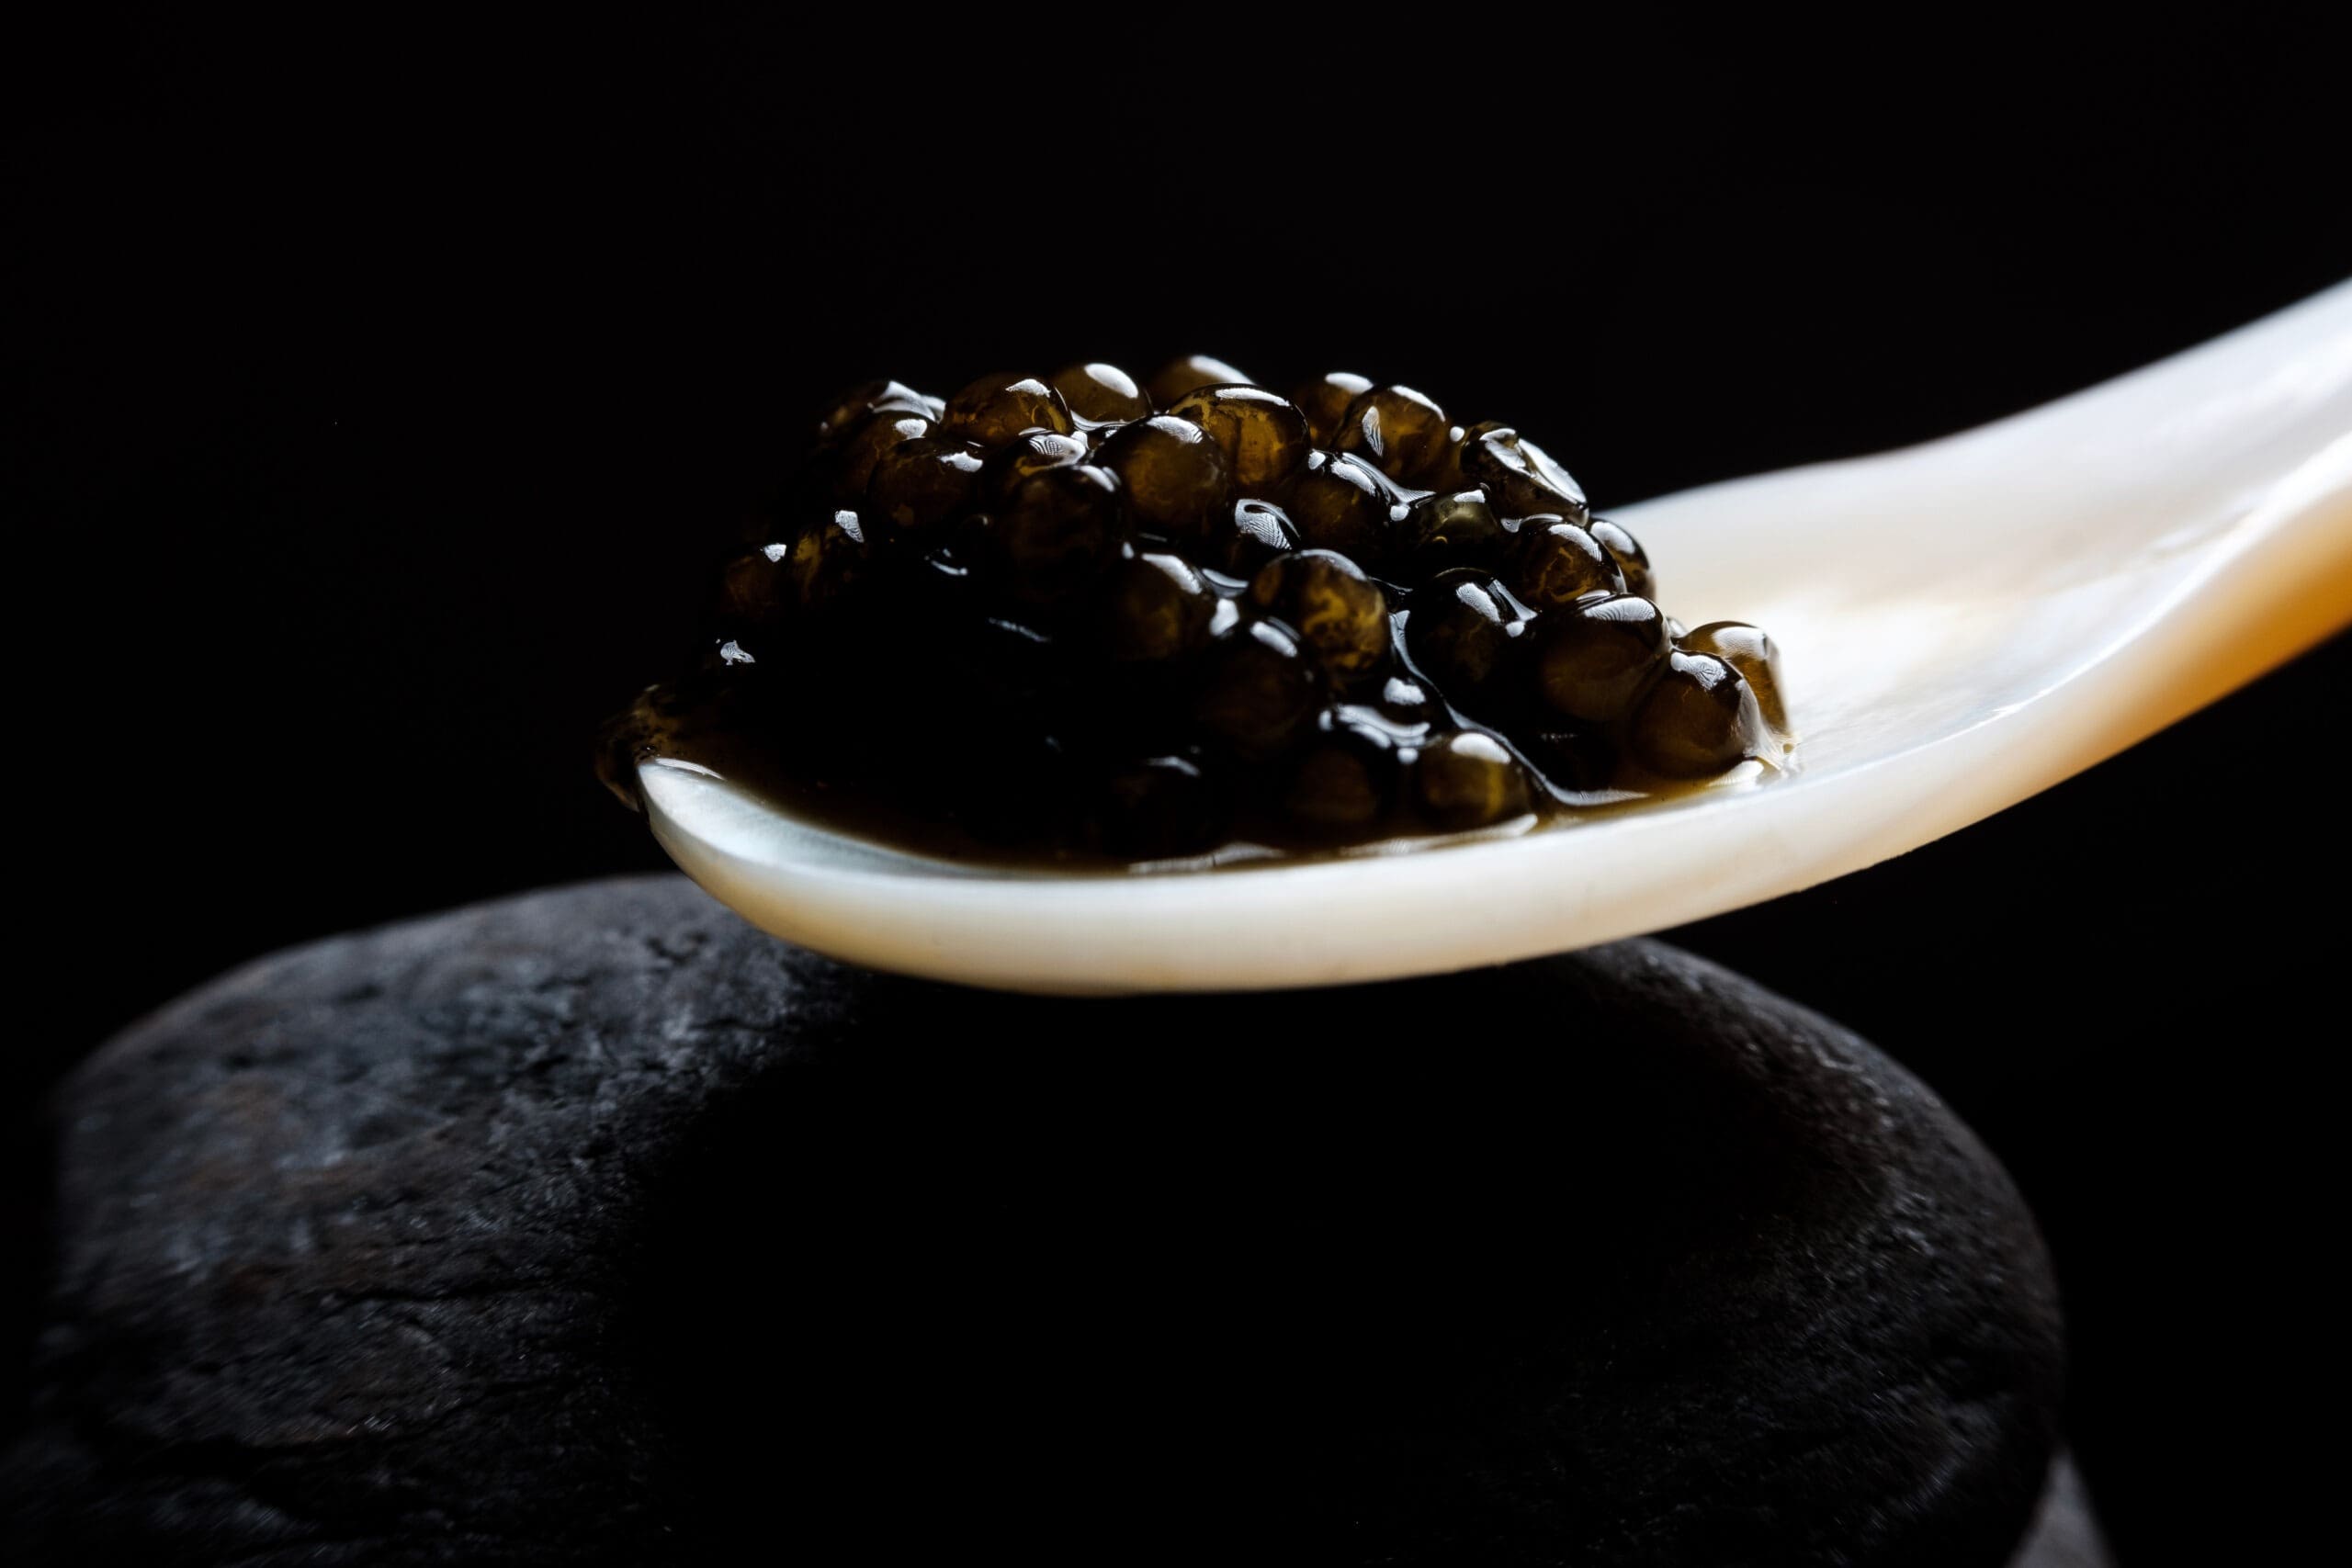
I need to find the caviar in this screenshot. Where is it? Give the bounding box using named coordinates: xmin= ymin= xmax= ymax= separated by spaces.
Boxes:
xmin=605 ymin=360 xmax=1792 ymax=864
xmin=1590 ymin=518 xmax=1654 ymax=599
xmin=816 ymin=379 xmax=932 ymax=443
xmin=1098 ymin=416 xmax=1233 ymax=545
xmin=985 ymin=464 xmax=1124 ymax=608
xmin=1167 ymin=385 xmax=1311 ymax=491
xmin=1463 ymin=423 xmax=1588 ymax=521
xmin=942 ymin=373 xmax=1072 ymax=447
xmin=1098 ymin=752 xmax=1223 ymax=857
xmin=1221 ymin=499 xmax=1301 ymax=574
xmin=1533 ymin=594 xmax=1670 ymax=722
xmin=1280 ymin=710 xmax=1403 ymax=837
xmin=1049 ymin=361 xmax=1152 ymax=424
xmin=1632 ymin=652 xmax=1769 ymax=777
xmin=1331 ymin=385 xmax=1456 ymax=486
xmin=717 ymin=546 xmax=792 ymax=629
xmin=1414 ymin=730 xmax=1533 ymax=829
xmin=783 ymin=509 xmax=868 ymax=615
xmin=1397 ymin=489 xmax=1507 ymax=576
xmin=865 ymin=438 xmax=984 ymax=535
xmin=1507 ymin=518 xmax=1624 ymax=608
xmin=1406 ymin=568 xmax=1532 ymax=707
xmin=1290 ymin=371 xmax=1372 ymax=446
xmin=1246 ymin=549 xmax=1390 ymax=681
xmin=1101 ymin=549 xmax=1217 ymax=662
xmin=1194 ymin=619 xmax=1325 ymax=761
xmin=978 ymin=429 xmax=1088 ymax=507
xmin=834 ymin=411 xmax=936 ymax=499
xmin=1283 ymin=449 xmax=1396 ymax=568
xmin=1144 ymin=355 xmax=1254 ymax=406
xmin=1680 ymin=621 xmax=1786 ymax=729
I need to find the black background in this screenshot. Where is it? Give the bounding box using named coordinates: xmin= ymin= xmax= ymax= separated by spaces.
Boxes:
xmin=9 ymin=16 xmax=2351 ymax=1560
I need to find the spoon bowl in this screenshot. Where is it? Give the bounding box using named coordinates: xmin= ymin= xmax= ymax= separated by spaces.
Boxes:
xmin=643 ymin=286 xmax=2352 ymax=993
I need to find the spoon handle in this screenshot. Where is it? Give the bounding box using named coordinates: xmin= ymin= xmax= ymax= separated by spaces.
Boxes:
xmin=1633 ymin=281 xmax=2352 ymax=658
xmin=1928 ymin=279 xmax=2352 ymax=541
xmin=1976 ymin=283 xmax=2352 ymax=710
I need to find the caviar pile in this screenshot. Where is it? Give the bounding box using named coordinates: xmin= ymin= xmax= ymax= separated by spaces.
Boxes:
xmin=611 ymin=359 xmax=1788 ymax=863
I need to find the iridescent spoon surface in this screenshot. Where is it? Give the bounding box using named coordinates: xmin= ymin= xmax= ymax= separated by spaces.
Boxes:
xmin=641 ymin=285 xmax=2352 ymax=993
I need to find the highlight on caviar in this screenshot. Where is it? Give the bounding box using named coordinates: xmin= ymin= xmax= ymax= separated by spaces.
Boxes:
xmin=601 ymin=360 xmax=1792 ymax=867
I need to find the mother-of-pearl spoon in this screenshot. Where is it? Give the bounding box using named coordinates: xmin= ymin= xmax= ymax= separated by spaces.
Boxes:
xmin=639 ymin=284 xmax=2352 ymax=994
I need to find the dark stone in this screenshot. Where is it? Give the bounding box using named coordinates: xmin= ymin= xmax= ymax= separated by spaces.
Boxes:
xmin=2 ymin=876 xmax=2063 ymax=1565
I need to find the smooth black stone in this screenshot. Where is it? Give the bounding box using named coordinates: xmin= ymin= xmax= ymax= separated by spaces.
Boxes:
xmin=1 ymin=876 xmax=2063 ymax=1566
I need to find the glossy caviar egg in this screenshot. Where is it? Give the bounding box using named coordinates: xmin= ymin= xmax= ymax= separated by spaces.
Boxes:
xmin=726 ymin=505 xmax=787 ymax=550
xmin=1417 ymin=424 xmax=1472 ymax=491
xmin=1218 ymin=498 xmax=1303 ymax=575
xmin=1413 ymin=729 xmax=1533 ymax=829
xmin=786 ymin=508 xmax=869 ymax=613
xmin=1332 ymin=385 xmax=1453 ymax=485
xmin=718 ymin=543 xmax=795 ymax=629
xmin=1520 ymin=725 xmax=1620 ymax=793
xmin=1281 ymin=449 xmax=1396 ymax=568
xmin=1507 ymin=518 xmax=1627 ymax=608
xmin=865 ymin=437 xmax=987 ymax=535
xmin=1095 ymin=752 xmax=1225 ymax=857
xmin=831 ymin=411 xmax=936 ymax=501
xmin=953 ymin=614 xmax=1070 ymax=716
xmin=942 ymin=373 xmax=1074 ymax=447
xmin=1143 ymin=354 xmax=1254 ymax=406
xmin=1631 ymin=651 xmax=1769 ymax=777
xmin=1589 ymin=518 xmax=1655 ymax=598
xmin=1097 ymin=415 xmax=1234 ymax=544
xmin=1396 ymin=489 xmax=1508 ymax=577
xmin=1374 ymin=672 xmax=1441 ymax=728
xmin=1245 ymin=548 xmax=1392 ymax=681
xmin=1533 ymin=593 xmax=1671 ymax=722
xmin=931 ymin=626 xmax=1093 ymax=801
xmin=1278 ymin=709 xmax=1402 ymax=836
xmin=899 ymin=536 xmax=985 ymax=621
xmin=978 ymin=429 xmax=1089 ymax=508
xmin=956 ymin=731 xmax=1083 ymax=848
xmin=1166 ymin=385 xmax=1312 ymax=491
xmin=1191 ymin=618 xmax=1324 ymax=761
xmin=1289 ymin=371 xmax=1373 ymax=446
xmin=816 ymin=379 xmax=931 ymax=443
xmin=1461 ymin=423 xmax=1588 ymax=521
xmin=986 ymin=464 xmax=1126 ymax=608
xmin=1099 ymin=549 xmax=1216 ymax=661
xmin=1679 ymin=621 xmax=1787 ymax=730
xmin=1404 ymin=568 xmax=1532 ymax=705
xmin=1048 ymin=361 xmax=1152 ymax=424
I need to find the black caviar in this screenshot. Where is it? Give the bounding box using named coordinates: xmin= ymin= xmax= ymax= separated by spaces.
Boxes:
xmin=604 ymin=359 xmax=1791 ymax=864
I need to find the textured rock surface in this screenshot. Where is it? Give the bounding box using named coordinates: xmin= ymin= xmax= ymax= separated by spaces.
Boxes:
xmin=2 ymin=875 xmax=2063 ymax=1565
